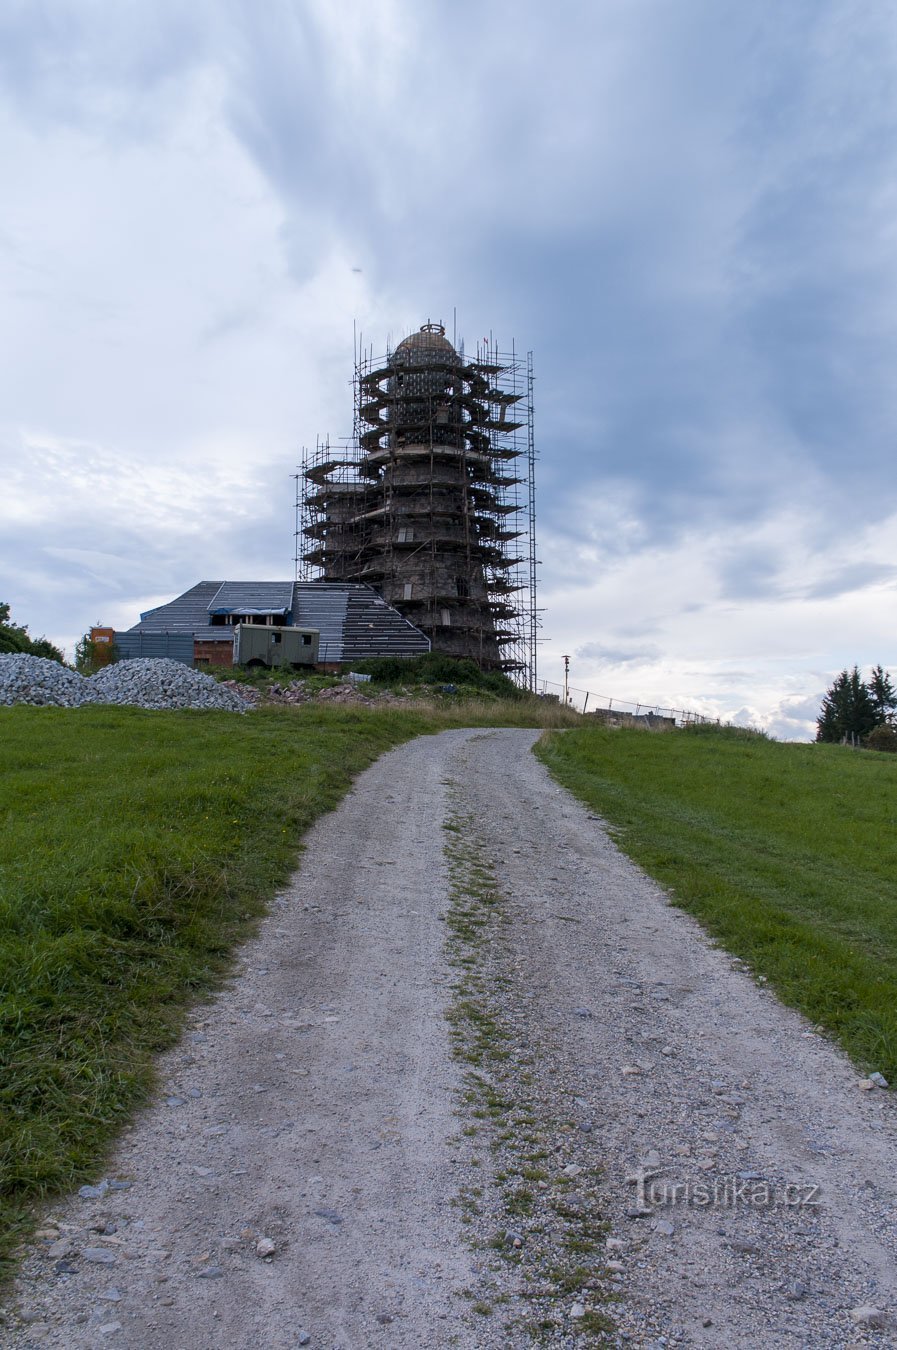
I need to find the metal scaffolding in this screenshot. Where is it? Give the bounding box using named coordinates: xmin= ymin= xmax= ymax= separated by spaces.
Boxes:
xmin=299 ymin=323 xmax=538 ymax=686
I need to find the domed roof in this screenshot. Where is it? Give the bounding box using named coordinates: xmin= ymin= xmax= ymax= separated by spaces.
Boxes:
xmin=393 ymin=322 xmax=459 ymax=363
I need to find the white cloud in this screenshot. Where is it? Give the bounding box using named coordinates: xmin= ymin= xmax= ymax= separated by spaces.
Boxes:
xmin=537 ymin=502 xmax=897 ymax=737
xmin=2 ymin=1 xmax=897 ymax=725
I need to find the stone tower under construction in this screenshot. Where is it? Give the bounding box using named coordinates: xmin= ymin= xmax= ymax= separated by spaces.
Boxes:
xmin=299 ymin=322 xmax=536 ymax=680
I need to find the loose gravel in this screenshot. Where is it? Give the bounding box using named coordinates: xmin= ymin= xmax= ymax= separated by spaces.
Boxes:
xmin=90 ymin=659 xmax=250 ymax=713
xmin=0 ymin=654 xmax=98 ymax=707
xmin=0 ymin=655 xmax=250 ymax=713
xmin=4 ymin=729 xmax=896 ymax=1349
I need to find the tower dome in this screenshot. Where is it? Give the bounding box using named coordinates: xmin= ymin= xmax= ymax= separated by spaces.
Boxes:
xmin=302 ymin=320 xmax=535 ymax=678
xmin=393 ymin=322 xmax=460 ymax=365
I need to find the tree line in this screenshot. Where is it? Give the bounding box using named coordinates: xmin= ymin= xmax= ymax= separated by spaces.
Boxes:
xmin=816 ymin=665 xmax=897 ymax=748
xmin=0 ymin=602 xmax=107 ymax=671
xmin=0 ymin=601 xmax=64 ymax=663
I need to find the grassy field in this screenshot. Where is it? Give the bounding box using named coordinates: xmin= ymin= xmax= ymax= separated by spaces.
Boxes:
xmin=537 ymin=724 xmax=897 ymax=1083
xmin=7 ymin=701 xmax=893 ymax=1281
xmin=0 ymin=696 xmax=574 ymax=1277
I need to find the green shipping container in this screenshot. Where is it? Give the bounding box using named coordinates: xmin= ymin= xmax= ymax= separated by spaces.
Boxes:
xmin=233 ymin=623 xmax=320 ymax=669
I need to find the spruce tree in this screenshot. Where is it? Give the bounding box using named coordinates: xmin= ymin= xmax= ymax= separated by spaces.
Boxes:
xmin=868 ymin=665 xmax=897 ymax=727
xmin=816 ymin=666 xmax=878 ymax=743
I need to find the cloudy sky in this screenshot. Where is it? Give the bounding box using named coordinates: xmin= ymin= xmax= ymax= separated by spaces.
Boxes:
xmin=3 ymin=0 xmax=896 ymax=738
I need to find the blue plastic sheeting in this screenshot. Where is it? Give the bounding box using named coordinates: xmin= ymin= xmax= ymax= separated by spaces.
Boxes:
xmin=207 ymin=581 xmax=294 ymax=615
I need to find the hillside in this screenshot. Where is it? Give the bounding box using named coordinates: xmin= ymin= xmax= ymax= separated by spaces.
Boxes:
xmin=538 ymin=724 xmax=897 ymax=1081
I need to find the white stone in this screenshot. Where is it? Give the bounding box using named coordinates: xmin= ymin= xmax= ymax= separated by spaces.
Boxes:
xmin=849 ymin=1306 xmax=886 ymax=1327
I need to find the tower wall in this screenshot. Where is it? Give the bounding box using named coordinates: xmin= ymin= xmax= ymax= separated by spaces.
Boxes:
xmin=302 ymin=323 xmax=534 ymax=675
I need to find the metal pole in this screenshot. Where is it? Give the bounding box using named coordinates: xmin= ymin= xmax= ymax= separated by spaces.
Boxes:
xmin=527 ymin=351 xmax=537 ymax=692
xmin=562 ymin=654 xmax=570 ymax=705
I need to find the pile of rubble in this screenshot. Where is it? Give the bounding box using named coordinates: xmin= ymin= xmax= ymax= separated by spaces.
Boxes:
xmin=1 ymin=655 xmax=437 ymax=714
xmin=0 ymin=654 xmax=251 ymax=713
xmin=0 ymin=653 xmax=99 ymax=707
xmin=260 ymin=680 xmax=407 ymax=707
xmin=91 ymin=659 xmax=251 ymax=712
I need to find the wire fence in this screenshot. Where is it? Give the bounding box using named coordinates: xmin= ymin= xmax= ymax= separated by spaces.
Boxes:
xmin=535 ymin=679 xmax=719 ymax=727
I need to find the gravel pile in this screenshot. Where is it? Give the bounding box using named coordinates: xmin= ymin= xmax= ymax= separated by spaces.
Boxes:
xmin=0 ymin=654 xmax=251 ymax=712
xmin=90 ymin=659 xmax=250 ymax=712
xmin=0 ymin=653 xmax=98 ymax=706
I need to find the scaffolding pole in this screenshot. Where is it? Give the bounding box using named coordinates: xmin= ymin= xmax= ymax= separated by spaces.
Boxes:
xmin=299 ymin=322 xmax=538 ymax=681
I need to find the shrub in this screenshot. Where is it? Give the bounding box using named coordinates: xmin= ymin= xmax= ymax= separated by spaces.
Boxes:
xmin=73 ymin=630 xmax=117 ymax=673
xmin=0 ymin=602 xmax=64 ymax=663
xmin=349 ymin=653 xmax=523 ymax=699
xmin=864 ymin=724 xmax=897 ymax=754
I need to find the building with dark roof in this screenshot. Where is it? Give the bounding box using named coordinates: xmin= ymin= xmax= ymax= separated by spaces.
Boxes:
xmin=301 ymin=323 xmax=536 ymax=682
xmin=116 ymin=580 xmax=430 ymax=667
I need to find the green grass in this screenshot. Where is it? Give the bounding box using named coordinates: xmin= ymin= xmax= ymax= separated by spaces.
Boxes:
xmin=0 ymin=704 xmax=431 ymax=1271
xmin=344 ymin=652 xmax=525 ymax=699
xmin=442 ymin=812 xmax=612 ymax=1343
xmin=537 ymin=724 xmax=897 ymax=1080
xmin=0 ymin=695 xmax=576 ymax=1278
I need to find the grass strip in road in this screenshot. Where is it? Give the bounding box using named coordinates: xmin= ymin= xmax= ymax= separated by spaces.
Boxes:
xmin=536 ymin=725 xmax=897 ymax=1082
xmin=442 ymin=806 xmax=614 ymax=1344
xmin=0 ymin=697 xmax=572 ymax=1278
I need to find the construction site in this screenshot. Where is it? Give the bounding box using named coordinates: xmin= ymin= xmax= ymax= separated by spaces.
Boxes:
xmin=298 ymin=322 xmax=537 ymax=684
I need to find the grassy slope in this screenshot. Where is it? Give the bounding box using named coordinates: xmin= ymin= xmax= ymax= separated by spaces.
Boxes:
xmin=537 ymin=725 xmax=897 ymax=1083
xmin=0 ymin=698 xmax=572 ymax=1276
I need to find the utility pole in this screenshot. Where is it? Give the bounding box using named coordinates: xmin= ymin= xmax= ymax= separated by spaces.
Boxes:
xmin=562 ymin=653 xmax=570 ymax=705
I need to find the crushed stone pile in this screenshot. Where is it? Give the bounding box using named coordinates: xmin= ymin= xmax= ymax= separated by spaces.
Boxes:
xmin=0 ymin=653 xmax=98 ymax=707
xmin=90 ymin=659 xmax=251 ymax=712
xmin=1 ymin=654 xmax=252 ymax=711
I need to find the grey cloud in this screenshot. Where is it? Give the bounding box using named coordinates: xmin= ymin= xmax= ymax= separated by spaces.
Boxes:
xmin=3 ymin=0 xmax=897 ymax=726
xmin=0 ymin=1 xmax=206 ymax=138
xmin=803 ymin=562 xmax=897 ymax=601
xmin=718 ymin=551 xmax=782 ymax=601
xmin=576 ymin=643 xmax=662 ymax=666
xmin=199 ymin=304 xmax=262 ymax=345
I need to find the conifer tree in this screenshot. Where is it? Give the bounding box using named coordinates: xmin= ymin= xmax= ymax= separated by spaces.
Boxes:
xmin=867 ymin=664 xmax=897 ymax=726
xmin=815 ymin=666 xmax=878 ymax=743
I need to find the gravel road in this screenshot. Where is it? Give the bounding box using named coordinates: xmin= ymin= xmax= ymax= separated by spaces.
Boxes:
xmin=5 ymin=728 xmax=896 ymax=1349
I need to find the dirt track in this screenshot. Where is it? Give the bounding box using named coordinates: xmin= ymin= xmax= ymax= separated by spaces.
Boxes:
xmin=5 ymin=728 xmax=897 ymax=1348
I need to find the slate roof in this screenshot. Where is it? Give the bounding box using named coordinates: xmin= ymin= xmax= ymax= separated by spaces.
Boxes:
xmin=127 ymin=581 xmax=430 ymax=662
xmin=135 ymin=581 xmax=224 ymax=640
xmin=207 ymin=581 xmax=294 ymax=616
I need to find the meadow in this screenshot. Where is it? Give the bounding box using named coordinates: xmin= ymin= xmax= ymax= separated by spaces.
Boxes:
xmin=0 ymin=695 xmax=570 ymax=1274
xmin=538 ymin=724 xmax=897 ymax=1085
xmin=3 ymin=702 xmax=895 ymax=1278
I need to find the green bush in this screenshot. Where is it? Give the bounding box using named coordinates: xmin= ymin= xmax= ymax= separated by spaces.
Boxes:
xmin=349 ymin=653 xmax=523 ymax=698
xmin=0 ymin=602 xmax=63 ymax=663
xmin=865 ymin=724 xmax=897 ymax=753
xmin=73 ymin=631 xmax=118 ymax=674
